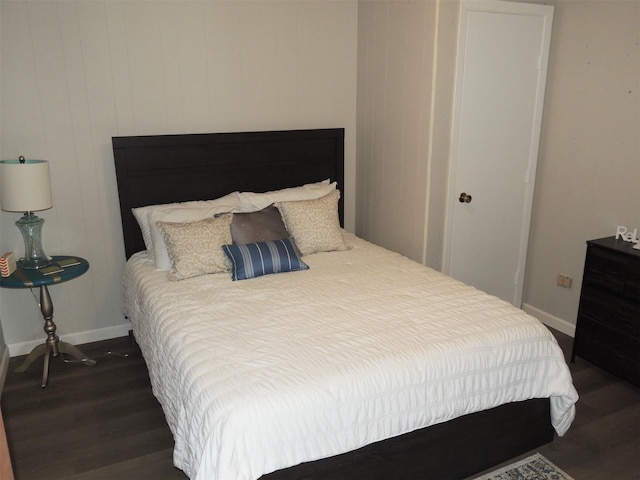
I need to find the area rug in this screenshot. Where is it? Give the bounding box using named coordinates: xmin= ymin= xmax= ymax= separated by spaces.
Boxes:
xmin=473 ymin=453 xmax=575 ymax=480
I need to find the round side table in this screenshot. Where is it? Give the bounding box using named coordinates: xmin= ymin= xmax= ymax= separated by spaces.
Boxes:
xmin=0 ymin=256 xmax=96 ymax=387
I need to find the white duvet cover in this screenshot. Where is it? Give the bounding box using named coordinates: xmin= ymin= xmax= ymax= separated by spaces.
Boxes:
xmin=123 ymin=233 xmax=578 ymax=480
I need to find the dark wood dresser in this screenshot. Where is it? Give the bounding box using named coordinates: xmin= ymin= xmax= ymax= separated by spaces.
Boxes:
xmin=572 ymin=236 xmax=640 ymax=386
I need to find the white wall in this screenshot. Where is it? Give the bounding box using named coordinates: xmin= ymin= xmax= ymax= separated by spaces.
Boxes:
xmin=356 ymin=0 xmax=458 ymax=266
xmin=356 ymin=0 xmax=433 ymax=262
xmin=0 ymin=1 xmax=358 ymax=354
xmin=522 ymin=0 xmax=640 ymax=334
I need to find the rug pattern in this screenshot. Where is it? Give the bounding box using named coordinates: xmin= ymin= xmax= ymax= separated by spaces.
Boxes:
xmin=473 ymin=453 xmax=575 ymax=480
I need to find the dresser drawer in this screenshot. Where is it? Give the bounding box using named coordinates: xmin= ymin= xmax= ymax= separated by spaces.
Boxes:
xmin=578 ymin=285 xmax=640 ymax=339
xmin=625 ymin=256 xmax=640 ymax=299
xmin=574 ymin=318 xmax=640 ymax=386
xmin=584 ymin=246 xmax=633 ymax=298
xmin=573 ymin=237 xmax=640 ymax=385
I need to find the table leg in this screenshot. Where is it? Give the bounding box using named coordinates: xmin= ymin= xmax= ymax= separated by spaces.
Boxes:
xmin=14 ymin=344 xmax=47 ymax=373
xmin=15 ymin=284 xmax=96 ymax=387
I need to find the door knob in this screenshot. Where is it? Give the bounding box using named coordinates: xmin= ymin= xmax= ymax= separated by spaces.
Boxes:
xmin=459 ymin=192 xmax=472 ymax=203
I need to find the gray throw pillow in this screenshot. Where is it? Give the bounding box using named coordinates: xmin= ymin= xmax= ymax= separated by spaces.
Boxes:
xmin=230 ymin=205 xmax=290 ymax=245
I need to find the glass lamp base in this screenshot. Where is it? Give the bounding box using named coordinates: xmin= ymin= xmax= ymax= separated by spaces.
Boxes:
xmin=16 ymin=212 xmax=50 ymax=269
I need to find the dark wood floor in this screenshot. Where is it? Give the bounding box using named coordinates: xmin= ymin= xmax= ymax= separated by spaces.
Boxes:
xmin=1 ymin=335 xmax=186 ymax=480
xmin=1 ymin=328 xmax=638 ymax=480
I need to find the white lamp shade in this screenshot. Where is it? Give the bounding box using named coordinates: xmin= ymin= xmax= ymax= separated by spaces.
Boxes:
xmin=0 ymin=159 xmax=53 ymax=212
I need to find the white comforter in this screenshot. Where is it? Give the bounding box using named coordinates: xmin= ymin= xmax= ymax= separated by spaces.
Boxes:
xmin=123 ymin=233 xmax=578 ymax=480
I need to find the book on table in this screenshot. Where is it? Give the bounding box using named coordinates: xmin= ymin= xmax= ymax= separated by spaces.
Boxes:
xmin=56 ymin=258 xmax=82 ymax=267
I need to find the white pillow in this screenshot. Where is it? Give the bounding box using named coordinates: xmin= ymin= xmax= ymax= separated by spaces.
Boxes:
xmin=132 ymin=192 xmax=242 ymax=260
xmin=238 ymin=180 xmax=336 ymax=212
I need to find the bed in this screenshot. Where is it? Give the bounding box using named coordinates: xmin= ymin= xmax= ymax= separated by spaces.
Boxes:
xmin=113 ymin=128 xmax=578 ymax=480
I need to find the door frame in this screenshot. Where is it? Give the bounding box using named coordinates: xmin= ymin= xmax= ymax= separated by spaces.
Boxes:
xmin=443 ymin=0 xmax=554 ymax=306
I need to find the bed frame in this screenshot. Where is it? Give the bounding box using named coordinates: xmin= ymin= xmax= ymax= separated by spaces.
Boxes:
xmin=113 ymin=128 xmax=554 ymax=479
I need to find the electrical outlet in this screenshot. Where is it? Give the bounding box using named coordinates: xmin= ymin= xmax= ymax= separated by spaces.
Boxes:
xmin=556 ymin=274 xmax=573 ymax=288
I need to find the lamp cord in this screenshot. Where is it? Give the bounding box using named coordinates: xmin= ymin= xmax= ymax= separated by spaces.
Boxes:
xmin=61 ymin=351 xmax=130 ymax=364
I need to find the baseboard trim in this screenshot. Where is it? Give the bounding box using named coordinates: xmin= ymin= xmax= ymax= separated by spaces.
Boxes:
xmin=522 ymin=303 xmax=575 ymax=338
xmin=8 ymin=322 xmax=132 ymax=358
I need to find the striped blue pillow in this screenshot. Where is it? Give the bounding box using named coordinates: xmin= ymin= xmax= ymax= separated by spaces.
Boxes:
xmin=222 ymin=237 xmax=309 ymax=281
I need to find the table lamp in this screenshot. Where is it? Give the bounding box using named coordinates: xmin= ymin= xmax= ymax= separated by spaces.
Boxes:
xmin=0 ymin=156 xmax=53 ymax=269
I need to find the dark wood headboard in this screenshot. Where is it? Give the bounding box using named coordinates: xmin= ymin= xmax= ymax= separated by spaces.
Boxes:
xmin=113 ymin=128 xmax=345 ymax=259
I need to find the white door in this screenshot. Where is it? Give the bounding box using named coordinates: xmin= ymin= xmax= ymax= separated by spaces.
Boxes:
xmin=444 ymin=0 xmax=554 ymax=306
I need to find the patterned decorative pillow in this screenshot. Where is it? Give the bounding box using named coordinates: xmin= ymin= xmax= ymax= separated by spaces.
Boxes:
xmin=230 ymin=205 xmax=290 ymax=245
xmin=157 ymin=214 xmax=232 ymax=281
xmin=222 ymin=237 xmax=309 ymax=281
xmin=151 ymin=204 xmax=240 ymax=271
xmin=275 ymin=190 xmax=349 ymax=256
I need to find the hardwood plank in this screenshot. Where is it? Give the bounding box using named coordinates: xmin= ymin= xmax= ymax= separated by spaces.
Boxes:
xmin=66 ymin=450 xmax=181 ymax=480
xmin=1 ymin=336 xmax=187 ymax=480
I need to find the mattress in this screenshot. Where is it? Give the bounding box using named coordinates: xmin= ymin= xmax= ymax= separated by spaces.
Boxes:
xmin=123 ymin=233 xmax=578 ymax=480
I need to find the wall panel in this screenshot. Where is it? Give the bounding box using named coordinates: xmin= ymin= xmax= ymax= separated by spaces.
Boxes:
xmin=356 ymin=1 xmax=444 ymax=263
